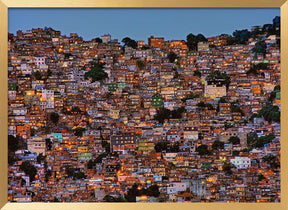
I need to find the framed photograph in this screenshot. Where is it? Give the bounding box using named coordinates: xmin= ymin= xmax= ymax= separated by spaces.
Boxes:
xmin=1 ymin=0 xmax=288 ymax=210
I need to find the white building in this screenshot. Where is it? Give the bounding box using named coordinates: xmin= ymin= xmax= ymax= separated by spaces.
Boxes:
xmin=101 ymin=34 xmax=111 ymax=44
xmin=204 ymin=81 xmax=226 ymax=99
xmin=41 ymin=89 xmax=54 ymax=109
xmin=27 ymin=136 xmax=46 ymax=155
xmin=167 ymin=182 xmax=187 ymax=195
xmin=230 ymin=157 xmax=251 ymax=169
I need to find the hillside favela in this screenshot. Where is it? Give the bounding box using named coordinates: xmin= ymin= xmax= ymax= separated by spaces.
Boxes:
xmin=8 ymin=16 xmax=280 ymax=203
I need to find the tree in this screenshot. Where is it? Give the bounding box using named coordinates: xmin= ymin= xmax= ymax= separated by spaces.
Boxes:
xmin=84 ymin=62 xmax=108 ymax=82
xmin=196 ymin=34 xmax=207 ymax=42
xmin=73 ymin=127 xmax=86 ymax=137
xmin=258 ymin=104 xmax=280 ymax=123
xmin=170 ymin=142 xmax=180 ymax=153
xmin=167 ymin=52 xmax=178 ymax=63
xmin=103 ymin=195 xmax=116 ymax=202
xmin=228 ymin=136 xmax=240 ymax=145
xmin=154 ymin=107 xmax=170 ymax=124
xmin=230 ymin=104 xmax=244 ymax=116
xmin=262 ymin=155 xmax=280 ymax=171
xmin=95 ymin=153 xmax=108 ymax=163
xmin=45 ymin=138 xmax=52 ymax=151
xmin=71 ymin=106 xmax=82 ymax=115
xmin=87 ymin=159 xmax=95 ymax=169
xmin=154 ymin=141 xmax=168 ymax=153
xmin=247 ymin=132 xmax=258 ymax=147
xmin=226 ymin=36 xmax=238 ymax=45
xmin=232 ymin=29 xmax=251 ymax=44
xmin=136 ymin=60 xmax=145 ymax=70
xmin=64 ymin=165 xmax=75 ymax=178
xmin=246 ymin=63 xmax=268 ymax=75
xmin=36 ymin=153 xmax=45 ymax=164
xmin=49 ymin=112 xmax=59 ymax=125
xmin=186 ymin=33 xmax=197 ymax=51
xmin=8 ymin=135 xmax=19 ymax=153
xmin=219 ymin=97 xmax=227 ymax=103
xmin=258 ymin=173 xmax=266 ymax=181
xmin=147 ymin=184 xmax=160 ymax=197
xmin=94 ymin=37 xmax=102 ymax=43
xmin=102 ymin=140 xmax=110 ymax=153
xmin=232 ymin=150 xmax=240 ymax=156
xmin=74 ymin=171 xmax=86 ymax=179
xmin=47 ymin=69 xmax=52 ymax=77
xmin=121 ymin=37 xmax=137 ymax=49
xmin=34 ymin=71 xmax=42 ymax=80
xmin=222 ymin=161 xmax=235 ymax=175
xmin=212 ymin=140 xmax=224 ymax=150
xmin=196 ymin=145 xmax=209 ymax=156
xmin=206 ymin=70 xmax=231 ymax=89
xmin=125 ymin=183 xmax=139 ymax=202
xmin=186 ymin=33 xmax=207 ymax=51
xmin=255 ymin=133 xmax=275 ymax=148
xmin=193 ymin=70 xmax=201 ymax=77
xmin=125 ymin=183 xmax=160 ymax=202
xmin=252 ymin=40 xmax=267 ymax=58
xmin=197 ymin=101 xmax=214 ymax=110
xmin=45 ymin=169 xmax=52 ymax=182
xmin=181 ymin=93 xmax=199 ymax=102
xmin=20 ymin=161 xmax=38 ymax=181
xmin=154 ymin=107 xmax=185 ymax=124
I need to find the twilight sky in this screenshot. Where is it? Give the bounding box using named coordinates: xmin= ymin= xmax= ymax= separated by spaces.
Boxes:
xmin=8 ymin=8 xmax=279 ymax=42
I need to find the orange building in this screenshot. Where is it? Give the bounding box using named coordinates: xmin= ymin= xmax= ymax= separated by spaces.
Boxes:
xmin=148 ymin=36 xmax=165 ymax=49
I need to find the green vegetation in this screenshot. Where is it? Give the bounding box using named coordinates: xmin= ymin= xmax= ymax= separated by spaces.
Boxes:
xmin=268 ymin=85 xmax=280 ymax=102
xmin=193 ymin=70 xmax=201 ymax=77
xmin=93 ymin=37 xmax=102 ymax=43
xmin=103 ymin=195 xmax=127 ymax=202
xmin=258 ymin=104 xmax=280 ymax=123
xmin=49 ymin=112 xmax=59 ymax=125
xmin=136 ymin=60 xmax=145 ymax=70
xmin=252 ymin=40 xmax=267 ymax=58
xmin=73 ymin=127 xmax=86 ymax=137
xmin=34 ymin=71 xmax=43 ymax=80
xmin=228 ymin=136 xmax=240 ymax=145
xmin=232 ymin=150 xmax=240 ymax=156
xmin=226 ymin=36 xmax=238 ymax=45
xmin=262 ymin=155 xmax=280 ymax=171
xmin=222 ymin=161 xmax=236 ymax=175
xmin=232 ymin=29 xmax=251 ymax=44
xmin=8 ymin=135 xmax=19 ymax=153
xmin=258 ymin=173 xmax=266 ymax=181
xmin=196 ymin=145 xmax=209 ymax=156
xmin=246 ymin=63 xmax=268 ymax=75
xmin=64 ymin=165 xmax=87 ymax=179
xmin=212 ymin=140 xmax=224 ymax=150
xmin=167 ymin=52 xmax=179 ymax=63
xmin=84 ymin=62 xmax=108 ymax=82
xmin=125 ymin=183 xmax=160 ymax=202
xmin=154 ymin=107 xmax=186 ymax=124
xmin=102 ymin=140 xmax=111 ymax=153
xmin=181 ymin=93 xmax=199 ymax=102
xmin=186 ymin=33 xmax=207 ymax=51
xmin=122 ymin=37 xmax=137 ymax=49
xmin=206 ymin=70 xmax=231 ymax=89
xmin=36 ymin=153 xmax=46 ymax=164
xmin=196 ymin=101 xmax=214 ymax=110
xmin=230 ymin=103 xmax=244 ymax=116
xmin=20 ymin=161 xmax=38 ymax=181
xmin=247 ymin=132 xmax=275 ymax=148
xmin=154 ymin=141 xmax=180 ymax=153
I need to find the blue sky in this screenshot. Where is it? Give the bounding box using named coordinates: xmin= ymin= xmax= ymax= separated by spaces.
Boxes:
xmin=8 ymin=8 xmax=279 ymax=42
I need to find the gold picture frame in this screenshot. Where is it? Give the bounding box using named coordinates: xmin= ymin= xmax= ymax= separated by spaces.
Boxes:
xmin=1 ymin=0 xmax=287 ymax=209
